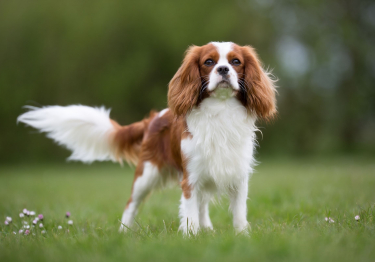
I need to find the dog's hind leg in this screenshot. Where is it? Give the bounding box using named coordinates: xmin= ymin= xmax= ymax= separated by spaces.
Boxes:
xmin=119 ymin=161 xmax=161 ymax=232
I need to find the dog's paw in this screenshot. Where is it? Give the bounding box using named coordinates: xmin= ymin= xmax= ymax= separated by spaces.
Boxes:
xmin=234 ymin=222 xmax=251 ymax=236
xmin=118 ymin=224 xmax=129 ymax=233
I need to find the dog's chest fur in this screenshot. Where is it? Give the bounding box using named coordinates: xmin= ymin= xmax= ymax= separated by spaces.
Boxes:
xmin=181 ymin=97 xmax=257 ymax=191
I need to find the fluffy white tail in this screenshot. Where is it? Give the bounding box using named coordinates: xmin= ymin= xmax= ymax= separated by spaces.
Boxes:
xmin=17 ymin=105 xmax=117 ymax=163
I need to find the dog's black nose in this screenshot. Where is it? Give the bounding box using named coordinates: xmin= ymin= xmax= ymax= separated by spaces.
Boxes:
xmin=217 ymin=66 xmax=229 ymax=75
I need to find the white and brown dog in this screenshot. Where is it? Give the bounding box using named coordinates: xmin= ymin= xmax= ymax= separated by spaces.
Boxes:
xmin=18 ymin=42 xmax=276 ymax=235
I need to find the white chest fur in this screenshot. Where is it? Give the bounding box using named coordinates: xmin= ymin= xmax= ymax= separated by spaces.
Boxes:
xmin=181 ymin=97 xmax=257 ymax=191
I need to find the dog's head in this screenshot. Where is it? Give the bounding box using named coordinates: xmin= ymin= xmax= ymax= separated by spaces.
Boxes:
xmin=168 ymin=42 xmax=277 ymax=120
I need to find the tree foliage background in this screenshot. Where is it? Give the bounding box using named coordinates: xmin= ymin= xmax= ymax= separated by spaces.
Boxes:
xmin=1 ymin=0 xmax=374 ymax=163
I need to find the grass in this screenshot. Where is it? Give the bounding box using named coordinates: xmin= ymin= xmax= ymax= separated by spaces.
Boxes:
xmin=0 ymin=156 xmax=374 ymax=262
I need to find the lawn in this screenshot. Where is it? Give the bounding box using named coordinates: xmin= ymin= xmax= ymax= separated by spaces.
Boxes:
xmin=0 ymin=156 xmax=374 ymax=262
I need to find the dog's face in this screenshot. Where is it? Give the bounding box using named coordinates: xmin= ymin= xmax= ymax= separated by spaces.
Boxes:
xmin=168 ymin=42 xmax=277 ymax=120
xmin=198 ymin=42 xmax=241 ymax=93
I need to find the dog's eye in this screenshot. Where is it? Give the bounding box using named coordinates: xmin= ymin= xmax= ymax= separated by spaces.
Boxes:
xmin=204 ymin=59 xmax=215 ymax=66
xmin=231 ymin=59 xmax=241 ymax=66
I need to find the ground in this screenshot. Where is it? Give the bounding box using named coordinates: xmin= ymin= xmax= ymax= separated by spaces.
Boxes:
xmin=0 ymin=156 xmax=374 ymax=262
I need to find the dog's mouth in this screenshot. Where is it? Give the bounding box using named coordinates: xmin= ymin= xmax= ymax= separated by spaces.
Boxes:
xmin=217 ymin=79 xmax=232 ymax=88
xmin=212 ymin=83 xmax=236 ymax=100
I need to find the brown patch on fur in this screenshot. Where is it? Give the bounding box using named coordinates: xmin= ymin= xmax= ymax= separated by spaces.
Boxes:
xmin=180 ymin=122 xmax=193 ymax=199
xmin=168 ymin=44 xmax=219 ymax=116
xmin=112 ymin=111 xmax=157 ymax=165
xmin=180 ymin=153 xmax=192 ymax=199
xmin=115 ymin=108 xmax=192 ymax=203
xmin=139 ymin=110 xmax=183 ymax=170
xmin=231 ymin=44 xmax=277 ymax=120
xmin=125 ymin=197 xmax=132 ymax=210
xmin=198 ymin=44 xmax=219 ymax=79
xmin=168 ymin=46 xmax=202 ymax=116
xmin=131 ymin=109 xmax=193 ymax=198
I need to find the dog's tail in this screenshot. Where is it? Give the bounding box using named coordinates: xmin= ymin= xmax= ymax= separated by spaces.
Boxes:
xmin=17 ymin=105 xmax=156 ymax=165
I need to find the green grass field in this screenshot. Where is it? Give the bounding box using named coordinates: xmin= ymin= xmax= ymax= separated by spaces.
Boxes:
xmin=1 ymin=156 xmax=374 ymax=262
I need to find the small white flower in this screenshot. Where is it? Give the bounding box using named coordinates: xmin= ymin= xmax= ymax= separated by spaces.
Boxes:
xmin=34 ymin=217 xmax=39 ymax=222
xmin=23 ymin=225 xmax=30 ymax=229
xmin=325 ymin=217 xmax=329 ymax=221
xmin=39 ymin=223 xmax=43 ymax=228
xmin=67 ymin=220 xmax=73 ymax=225
xmin=355 ymin=215 xmax=360 ymax=221
xmin=329 ymin=218 xmax=335 ymax=223
xmin=19 ymin=213 xmax=24 ymax=218
xmin=6 ymin=217 xmax=12 ymax=222
xmin=23 ymin=221 xmax=28 ymax=225
xmin=13 ymin=231 xmax=17 ymax=235
xmin=23 ymin=209 xmax=28 ymax=214
xmin=19 ymin=229 xmax=24 ymax=234
xmin=29 ymin=211 xmax=36 ymax=216
xmin=41 ymin=230 xmax=46 ymax=234
xmin=26 ymin=211 xmax=30 ymax=216
xmin=4 ymin=221 xmax=9 ymax=225
xmin=32 ymin=220 xmax=37 ymax=225
xmin=58 ymin=225 xmax=62 ymax=230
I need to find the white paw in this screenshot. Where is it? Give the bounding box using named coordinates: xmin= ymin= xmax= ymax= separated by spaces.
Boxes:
xmin=234 ymin=222 xmax=251 ymax=235
xmin=118 ymin=224 xmax=129 ymax=233
xmin=179 ymin=222 xmax=200 ymax=236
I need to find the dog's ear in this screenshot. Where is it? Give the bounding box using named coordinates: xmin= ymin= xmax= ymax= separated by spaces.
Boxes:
xmin=240 ymin=46 xmax=277 ymax=120
xmin=168 ymin=46 xmax=202 ymax=117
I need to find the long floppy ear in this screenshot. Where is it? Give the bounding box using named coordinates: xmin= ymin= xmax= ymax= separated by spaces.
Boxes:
xmin=241 ymin=46 xmax=277 ymax=120
xmin=168 ymin=46 xmax=202 ymax=116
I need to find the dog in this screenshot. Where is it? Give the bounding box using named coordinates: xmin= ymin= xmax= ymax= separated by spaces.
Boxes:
xmin=18 ymin=42 xmax=277 ymax=234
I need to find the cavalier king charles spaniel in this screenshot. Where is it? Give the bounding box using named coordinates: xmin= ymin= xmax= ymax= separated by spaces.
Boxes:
xmin=18 ymin=42 xmax=276 ymax=235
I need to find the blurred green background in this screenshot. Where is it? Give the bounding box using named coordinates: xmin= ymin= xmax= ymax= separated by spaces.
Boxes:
xmin=1 ymin=0 xmax=374 ymax=163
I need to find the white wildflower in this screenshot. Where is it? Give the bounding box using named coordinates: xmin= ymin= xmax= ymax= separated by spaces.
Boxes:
xmin=325 ymin=217 xmax=328 ymax=221
xmin=67 ymin=220 xmax=73 ymax=225
xmin=23 ymin=221 xmax=28 ymax=225
xmin=41 ymin=230 xmax=46 ymax=234
xmin=355 ymin=215 xmax=360 ymax=221
xmin=32 ymin=220 xmax=37 ymax=225
xmin=19 ymin=229 xmax=24 ymax=234
xmin=58 ymin=225 xmax=62 ymax=230
xmin=19 ymin=213 xmax=24 ymax=218
xmin=39 ymin=223 xmax=43 ymax=228
xmin=23 ymin=225 xmax=30 ymax=229
xmin=329 ymin=218 xmax=334 ymax=223
xmin=13 ymin=231 xmax=17 ymax=235
xmin=6 ymin=217 xmax=12 ymax=222
xmin=29 ymin=211 xmax=36 ymax=216
xmin=23 ymin=209 xmax=28 ymax=214
xmin=4 ymin=221 xmax=9 ymax=225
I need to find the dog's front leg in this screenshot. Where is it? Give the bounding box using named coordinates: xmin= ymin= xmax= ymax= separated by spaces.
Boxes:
xmin=179 ymin=188 xmax=200 ymax=235
xmin=229 ymin=176 xmax=250 ymax=234
xmin=199 ymin=194 xmax=213 ymax=230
